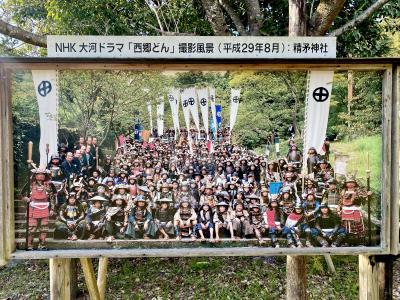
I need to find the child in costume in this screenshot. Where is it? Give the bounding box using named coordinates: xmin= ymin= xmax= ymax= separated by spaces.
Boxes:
xmin=154 ymin=197 xmax=175 ymax=239
xmin=196 ymin=203 xmax=214 ymax=241
xmin=213 ymin=201 xmax=235 ymax=241
xmin=248 ymin=203 xmax=267 ymax=244
xmin=126 ymin=195 xmax=155 ymax=239
xmin=85 ymin=195 xmax=108 ymax=240
xmin=104 ymin=194 xmax=128 ymax=241
xmin=55 ymin=192 xmax=85 ymax=241
xmin=174 ymin=197 xmax=197 ymax=240
xmin=263 ymin=198 xmax=282 ymax=248
xmin=282 ymin=203 xmax=305 ymax=248
xmin=231 ymin=203 xmax=251 ymax=238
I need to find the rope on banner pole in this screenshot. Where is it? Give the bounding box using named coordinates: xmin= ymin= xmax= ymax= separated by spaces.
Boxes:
xmin=302 ymin=71 xmax=311 ymax=190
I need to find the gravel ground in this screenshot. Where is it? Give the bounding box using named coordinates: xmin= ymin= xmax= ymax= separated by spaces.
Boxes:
xmin=394 ymin=259 xmax=400 ymax=300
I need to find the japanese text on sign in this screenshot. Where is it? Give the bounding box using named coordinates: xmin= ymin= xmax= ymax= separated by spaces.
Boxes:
xmin=47 ymin=36 xmax=336 ymax=59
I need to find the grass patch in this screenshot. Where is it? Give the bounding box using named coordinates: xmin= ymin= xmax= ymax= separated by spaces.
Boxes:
xmin=0 ymin=257 xmax=360 ymax=299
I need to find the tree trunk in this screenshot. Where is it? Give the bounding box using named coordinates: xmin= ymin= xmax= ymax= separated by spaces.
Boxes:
xmin=288 ymin=0 xmax=307 ymax=36
xmin=308 ymin=0 xmax=346 ymax=36
xmin=286 ymin=256 xmax=307 ymax=300
xmin=200 ymin=0 xmax=230 ymax=36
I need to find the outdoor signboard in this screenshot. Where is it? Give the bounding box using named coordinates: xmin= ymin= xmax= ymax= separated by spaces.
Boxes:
xmin=0 ymin=38 xmax=398 ymax=264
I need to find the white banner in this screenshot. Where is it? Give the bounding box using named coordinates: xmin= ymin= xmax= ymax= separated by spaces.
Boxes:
xmin=180 ymin=89 xmax=191 ymax=130
xmin=157 ymin=99 xmax=164 ymax=136
xmin=32 ymin=70 xmax=59 ymax=168
xmin=47 ymin=36 xmax=337 ymax=59
xmin=209 ymin=87 xmax=217 ymax=130
xmin=147 ymin=102 xmax=153 ymax=132
xmin=229 ymin=89 xmax=241 ymax=132
xmin=167 ymin=89 xmax=180 ymax=133
xmin=303 ymin=71 xmax=334 ymax=155
xmin=186 ymin=87 xmax=200 ymax=132
xmin=197 ymin=88 xmax=209 ymax=135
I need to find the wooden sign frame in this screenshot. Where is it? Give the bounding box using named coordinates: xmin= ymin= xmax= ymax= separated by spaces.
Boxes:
xmin=0 ymin=57 xmax=398 ymax=264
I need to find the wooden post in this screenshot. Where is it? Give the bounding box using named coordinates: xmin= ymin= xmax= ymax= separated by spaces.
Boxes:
xmin=359 ymin=255 xmax=382 ymax=300
xmin=50 ymin=258 xmax=73 ymax=300
xmin=97 ymin=258 xmax=108 ymax=300
xmin=80 ymin=258 xmax=101 ymax=300
xmin=323 ymin=255 xmax=336 ymax=274
xmin=286 ymin=255 xmax=307 ymax=300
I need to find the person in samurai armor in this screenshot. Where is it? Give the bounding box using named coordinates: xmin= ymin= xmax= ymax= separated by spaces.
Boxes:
xmin=282 ymin=203 xmax=304 ymax=248
xmin=301 ymin=178 xmax=317 ymax=200
xmin=196 ymin=203 xmax=215 ymax=241
xmin=314 ymin=159 xmax=333 ymax=183
xmin=86 ymin=177 xmax=98 ymax=199
xmin=306 ymin=147 xmax=319 ymax=175
xmin=26 ymin=168 xmax=56 ymax=250
xmin=302 ymin=193 xmax=320 ymax=247
xmin=85 ymin=195 xmax=108 ymax=240
xmin=174 ymin=197 xmax=198 ymax=240
xmin=338 ymin=177 xmax=370 ymax=243
xmin=322 ymin=178 xmax=341 ymax=211
xmin=104 ymin=194 xmax=128 ymax=241
xmin=231 ymin=202 xmax=251 ymax=238
xmin=312 ymin=202 xmax=347 ymax=247
xmin=112 ymin=184 xmax=131 ymax=211
xmin=125 ymin=195 xmax=155 ymax=239
xmin=248 ymin=203 xmax=267 ymax=244
xmin=286 ymin=144 xmax=302 ymax=164
xmin=263 ymin=198 xmax=282 ymax=248
xmin=154 ymin=197 xmax=175 ymax=239
xmin=54 ymin=192 xmax=86 ymax=241
xmin=213 ymin=201 xmax=235 ymax=241
xmin=279 ymin=186 xmax=296 ymax=212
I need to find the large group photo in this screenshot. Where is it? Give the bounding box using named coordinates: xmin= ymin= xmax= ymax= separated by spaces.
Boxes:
xmin=13 ymin=68 xmax=383 ymax=251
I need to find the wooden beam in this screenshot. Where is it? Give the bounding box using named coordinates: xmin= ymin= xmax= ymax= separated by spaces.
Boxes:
xmin=10 ymin=245 xmax=386 ymax=260
xmin=286 ymin=256 xmax=307 ymax=300
xmin=50 ymin=258 xmax=73 ymax=300
xmin=323 ymin=255 xmax=336 ymax=274
xmin=359 ymin=255 xmax=382 ymax=300
xmin=97 ymin=257 xmax=108 ymax=300
xmin=80 ymin=258 xmax=101 ymax=300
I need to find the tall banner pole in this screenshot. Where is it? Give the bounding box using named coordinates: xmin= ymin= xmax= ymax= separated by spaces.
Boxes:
xmin=26 ymin=141 xmax=33 ymax=251
xmin=366 ymin=152 xmax=371 ymax=246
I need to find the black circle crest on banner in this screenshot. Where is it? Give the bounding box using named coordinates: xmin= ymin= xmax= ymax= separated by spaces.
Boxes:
xmin=312 ymin=87 xmax=329 ymax=102
xmin=200 ymin=98 xmax=207 ymax=106
xmin=38 ymin=80 xmax=52 ymax=97
xmin=183 ymin=99 xmax=188 ymax=107
xmin=188 ymin=97 xmax=195 ymax=105
xmin=168 ymin=95 xmax=174 ymax=102
xmin=232 ymin=96 xmax=239 ymax=103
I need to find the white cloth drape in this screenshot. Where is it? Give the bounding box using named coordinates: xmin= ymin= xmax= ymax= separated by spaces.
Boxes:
xmin=168 ymin=89 xmax=180 ymax=133
xmin=32 ymin=70 xmax=59 ymax=168
xmin=186 ymin=87 xmax=200 ymax=132
xmin=303 ymin=71 xmax=334 ymax=155
xmin=180 ymin=88 xmax=191 ymax=130
xmin=197 ymin=87 xmax=209 ymax=135
xmin=156 ymin=98 xmax=164 ymax=136
xmin=147 ymin=102 xmax=153 ymax=132
xmin=229 ymin=88 xmax=241 ymax=132
xmin=209 ymin=87 xmax=217 ymax=130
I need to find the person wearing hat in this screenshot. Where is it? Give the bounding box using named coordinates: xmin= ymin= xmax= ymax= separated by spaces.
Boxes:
xmin=115 ymin=169 xmax=128 ymax=185
xmin=125 ymin=195 xmax=155 ymax=239
xmin=314 ymin=202 xmax=347 ymax=247
xmin=104 ymin=194 xmax=128 ymax=241
xmin=306 ymin=147 xmax=319 ymax=174
xmin=47 ymin=154 xmax=64 ymax=181
xmin=84 ymin=195 xmax=108 ymax=239
xmin=286 ymin=144 xmax=302 ymax=164
xmin=112 ymin=184 xmax=132 ymax=211
xmin=231 ymin=203 xmax=251 ymax=238
xmin=265 ymin=161 xmax=280 ymax=183
xmin=54 ymin=192 xmax=86 ymax=242
xmin=322 ymin=178 xmax=341 ymax=211
xmin=248 ymin=203 xmax=267 ymax=244
xmin=301 ymin=178 xmax=317 ymax=200
xmin=213 ymin=201 xmax=235 ymax=241
xmin=176 ymin=181 xmax=197 ymax=210
xmin=263 ymin=198 xmax=282 ymax=248
xmin=338 ymin=176 xmax=369 ymax=241
xmin=196 ymin=203 xmax=215 ymax=241
xmin=302 ymin=193 xmax=320 ymax=247
xmin=314 ymin=159 xmax=333 ymax=182
xmin=25 ymin=168 xmax=55 ymax=250
xmin=173 ymin=197 xmax=197 ymax=240
xmin=154 ymin=198 xmax=175 ymax=239
xmin=282 ymin=202 xmax=304 ymax=248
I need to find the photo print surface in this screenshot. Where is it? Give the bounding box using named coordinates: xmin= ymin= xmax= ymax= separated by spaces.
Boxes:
xmin=12 ymin=68 xmax=383 ymax=251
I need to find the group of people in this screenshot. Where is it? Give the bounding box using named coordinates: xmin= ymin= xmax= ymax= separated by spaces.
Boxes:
xmin=24 ymin=128 xmax=370 ymax=250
